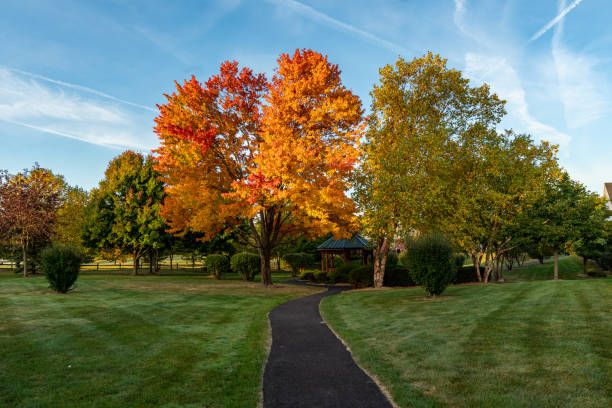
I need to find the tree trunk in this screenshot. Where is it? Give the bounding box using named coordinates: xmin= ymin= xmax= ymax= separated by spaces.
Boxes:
xmin=149 ymin=252 xmax=153 ymax=274
xmin=583 ymin=257 xmax=588 ymax=275
xmin=22 ymin=243 xmax=27 ymax=278
xmin=472 ymin=250 xmax=482 ymax=282
xmin=132 ymin=252 xmax=139 ymax=276
xmin=259 ymin=246 xmax=273 ymax=286
xmin=553 ymin=249 xmax=559 ymax=280
xmin=373 ymin=236 xmax=390 ymax=288
xmin=497 ymin=254 xmax=505 ymax=283
xmin=169 ymin=254 xmax=173 ymax=270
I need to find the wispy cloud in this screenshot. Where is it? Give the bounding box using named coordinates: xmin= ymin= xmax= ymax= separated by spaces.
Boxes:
xmin=0 ymin=67 xmax=155 ymax=149
xmin=265 ymin=0 xmax=410 ymax=56
xmin=465 ymin=53 xmax=571 ymax=146
xmin=529 ymin=0 xmax=584 ymax=42
xmin=552 ymin=0 xmax=610 ymax=128
xmin=0 ymin=66 xmax=156 ymax=112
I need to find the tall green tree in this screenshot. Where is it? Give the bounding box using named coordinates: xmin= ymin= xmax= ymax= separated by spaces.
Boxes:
xmin=444 ymin=132 xmax=558 ymax=282
xmin=521 ymin=173 xmax=603 ymax=279
xmin=83 ymin=151 xmax=167 ymax=275
xmin=354 ymin=52 xmax=506 ymax=287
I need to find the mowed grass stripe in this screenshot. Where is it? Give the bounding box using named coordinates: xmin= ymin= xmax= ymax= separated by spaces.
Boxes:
xmin=321 ymin=279 xmax=612 ymax=408
xmin=0 ymin=274 xmax=320 ymax=407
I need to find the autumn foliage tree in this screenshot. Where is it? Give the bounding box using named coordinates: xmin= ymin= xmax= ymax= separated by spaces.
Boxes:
xmin=0 ymin=166 xmax=64 ymax=277
xmin=154 ymin=49 xmax=363 ymax=285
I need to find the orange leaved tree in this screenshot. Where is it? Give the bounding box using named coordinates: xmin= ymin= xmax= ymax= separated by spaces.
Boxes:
xmin=154 ymin=49 xmax=363 ymax=285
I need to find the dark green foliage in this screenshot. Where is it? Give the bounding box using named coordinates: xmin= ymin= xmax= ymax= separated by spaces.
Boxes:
xmin=383 ymin=265 xmax=414 ymax=287
xmin=404 ymin=234 xmax=456 ymax=296
xmin=453 ymin=253 xmax=466 ymax=269
xmin=387 ymin=251 xmax=399 ymax=266
xmin=230 ymin=252 xmax=260 ymax=281
xmin=597 ymin=252 xmax=612 ymax=271
xmin=205 ymin=254 xmax=230 ymax=279
xmin=299 ymin=271 xmax=316 ymax=282
xmin=587 ymin=271 xmax=607 ymax=278
xmin=328 ymin=262 xmax=357 ymax=283
xmin=349 ymin=265 xmax=374 ymax=288
xmin=314 ymin=270 xmax=329 ymax=283
xmin=455 ymin=266 xmax=479 ymax=283
xmin=40 ymin=244 xmax=82 ymax=293
xmin=283 ymin=253 xmax=313 ymax=276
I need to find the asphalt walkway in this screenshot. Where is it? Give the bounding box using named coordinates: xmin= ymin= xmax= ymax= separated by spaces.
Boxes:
xmin=262 ymin=284 xmax=393 ymax=408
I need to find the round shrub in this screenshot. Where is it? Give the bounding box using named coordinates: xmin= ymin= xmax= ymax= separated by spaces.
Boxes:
xmin=230 ymin=252 xmax=260 ymax=281
xmin=386 ymin=251 xmax=399 ymax=266
xmin=283 ymin=253 xmax=313 ymax=276
xmin=299 ymin=271 xmax=316 ymax=282
xmin=40 ymin=244 xmax=83 ymax=293
xmin=314 ymin=270 xmax=329 ymax=283
xmin=349 ymin=265 xmax=373 ymax=288
xmin=404 ymin=234 xmax=456 ymax=296
xmin=328 ymin=262 xmax=357 ymax=284
xmin=205 ymin=254 xmax=230 ymax=279
xmin=383 ymin=265 xmax=414 ymax=287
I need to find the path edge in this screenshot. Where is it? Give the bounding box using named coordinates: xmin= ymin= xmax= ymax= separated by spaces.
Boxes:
xmin=257 ymin=311 xmax=273 ymax=408
xmin=318 ymin=294 xmax=400 ymax=408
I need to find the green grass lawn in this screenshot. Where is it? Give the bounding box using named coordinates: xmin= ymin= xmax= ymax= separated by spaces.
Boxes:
xmin=504 ymin=255 xmax=603 ymax=281
xmin=0 ymin=272 xmax=320 ymax=407
xmin=321 ymin=279 xmax=612 ymax=408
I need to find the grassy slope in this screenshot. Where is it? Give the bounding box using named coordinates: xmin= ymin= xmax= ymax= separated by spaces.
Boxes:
xmin=504 ymin=255 xmax=601 ymax=281
xmin=0 ymin=272 xmax=319 ymax=408
xmin=321 ymin=279 xmax=612 ymax=408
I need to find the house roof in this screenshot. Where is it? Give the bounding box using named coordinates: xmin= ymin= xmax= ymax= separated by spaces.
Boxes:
xmin=605 ymin=183 xmax=612 ymax=200
xmin=317 ymin=233 xmax=370 ymax=250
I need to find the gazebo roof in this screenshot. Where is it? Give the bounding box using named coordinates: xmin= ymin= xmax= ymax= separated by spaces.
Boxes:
xmin=317 ymin=234 xmax=370 ymax=250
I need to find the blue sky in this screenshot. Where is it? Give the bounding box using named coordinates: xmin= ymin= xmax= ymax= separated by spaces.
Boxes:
xmin=1 ymin=0 xmax=610 ymax=194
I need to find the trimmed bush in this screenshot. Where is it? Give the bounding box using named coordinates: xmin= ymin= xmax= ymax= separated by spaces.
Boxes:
xmin=387 ymin=251 xmax=399 ymax=266
xmin=587 ymin=271 xmax=607 ymax=278
xmin=205 ymin=254 xmax=230 ymax=279
xmin=230 ymin=252 xmax=260 ymax=281
xmin=383 ymin=265 xmax=414 ymax=287
xmin=328 ymin=262 xmax=357 ymax=284
xmin=455 ymin=266 xmax=480 ymax=283
xmin=283 ymin=253 xmax=313 ymax=276
xmin=350 ymin=265 xmax=374 ymax=288
xmin=299 ymin=271 xmax=316 ymax=282
xmin=314 ymin=270 xmax=329 ymax=283
xmin=404 ymin=234 xmax=456 ymax=296
xmin=40 ymin=244 xmax=83 ymax=293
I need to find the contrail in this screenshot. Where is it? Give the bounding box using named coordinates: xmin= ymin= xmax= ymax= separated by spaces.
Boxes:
xmin=265 ymin=0 xmax=410 ymax=56
xmin=1 ymin=66 xmax=157 ymax=112
xmin=529 ymin=0 xmax=584 ymax=42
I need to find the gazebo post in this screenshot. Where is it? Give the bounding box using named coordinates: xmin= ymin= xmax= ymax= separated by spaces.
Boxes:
xmin=343 ymin=249 xmax=349 ymax=264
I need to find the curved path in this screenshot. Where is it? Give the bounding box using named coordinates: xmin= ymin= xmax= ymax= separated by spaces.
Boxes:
xmin=263 ymin=284 xmax=393 ymax=408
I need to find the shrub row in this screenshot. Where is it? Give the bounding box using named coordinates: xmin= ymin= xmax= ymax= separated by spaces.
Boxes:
xmin=283 ymin=252 xmax=314 ymax=276
xmin=205 ymin=252 xmax=262 ymax=280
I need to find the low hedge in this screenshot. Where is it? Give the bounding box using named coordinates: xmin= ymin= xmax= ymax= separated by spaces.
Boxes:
xmin=455 ymin=265 xmax=480 ymax=283
xmin=349 ymin=265 xmax=374 ymax=288
xmin=300 ymin=271 xmax=316 ymax=282
xmin=383 ymin=265 xmax=414 ymax=287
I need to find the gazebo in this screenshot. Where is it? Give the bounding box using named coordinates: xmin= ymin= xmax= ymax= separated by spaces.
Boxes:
xmin=317 ymin=234 xmax=372 ymax=272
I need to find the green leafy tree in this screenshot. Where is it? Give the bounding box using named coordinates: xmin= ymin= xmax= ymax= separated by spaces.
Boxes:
xmin=83 ymin=151 xmax=167 ymax=276
xmin=354 ymin=52 xmax=506 ymax=287
xmin=56 ymin=186 xmax=90 ymax=252
xmin=521 ymin=173 xmax=603 ymax=279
